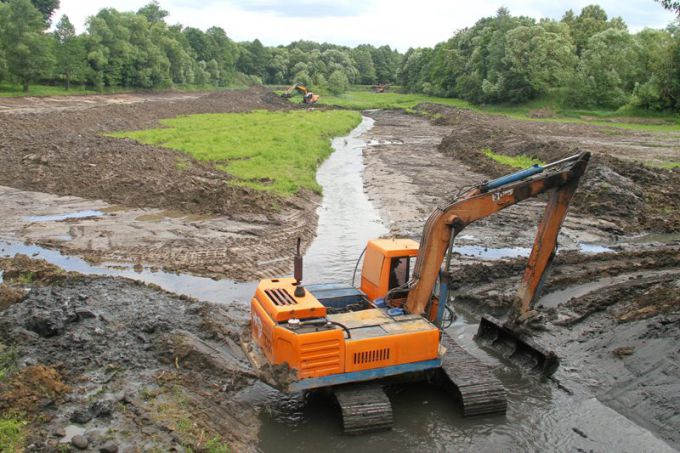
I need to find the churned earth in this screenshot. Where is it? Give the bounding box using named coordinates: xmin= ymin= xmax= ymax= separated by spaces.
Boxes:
xmin=0 ymin=90 xmax=679 ymax=451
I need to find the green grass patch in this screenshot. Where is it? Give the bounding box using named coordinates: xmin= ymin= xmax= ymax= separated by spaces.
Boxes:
xmin=0 ymin=82 xmax=248 ymax=98
xmin=316 ymin=90 xmax=680 ymax=133
xmin=0 ymin=416 xmax=27 ymax=452
xmin=646 ymin=160 xmax=680 ymax=170
xmin=483 ymin=148 xmax=545 ymax=169
xmin=319 ymin=91 xmax=473 ymax=111
xmin=0 ymin=82 xmax=132 ymax=97
xmin=0 ymin=343 xmax=18 ymax=382
xmin=109 ymin=110 xmax=361 ymax=195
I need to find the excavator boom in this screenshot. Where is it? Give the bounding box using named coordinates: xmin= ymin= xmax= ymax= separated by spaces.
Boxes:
xmin=407 ymin=152 xmax=589 ymax=316
xmin=406 ymin=152 xmax=589 ymax=375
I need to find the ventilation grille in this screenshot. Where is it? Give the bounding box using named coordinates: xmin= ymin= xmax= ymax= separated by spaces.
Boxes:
xmin=353 ymin=348 xmax=391 ymax=365
xmin=300 ymin=339 xmax=342 ymax=377
xmin=265 ymin=288 xmax=297 ymax=306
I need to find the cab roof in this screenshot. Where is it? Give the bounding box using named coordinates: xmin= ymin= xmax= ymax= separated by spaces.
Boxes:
xmin=367 ymin=238 xmax=419 ymax=257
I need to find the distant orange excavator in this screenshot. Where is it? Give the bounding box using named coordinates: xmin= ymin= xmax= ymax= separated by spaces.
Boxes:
xmin=242 ymin=152 xmax=590 ymax=434
xmin=281 ymin=83 xmax=320 ymax=104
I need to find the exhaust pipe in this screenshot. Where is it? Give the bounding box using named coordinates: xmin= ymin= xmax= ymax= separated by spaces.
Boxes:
xmin=293 ymin=238 xmax=305 ymax=298
xmin=476 ymin=315 xmax=559 ymax=376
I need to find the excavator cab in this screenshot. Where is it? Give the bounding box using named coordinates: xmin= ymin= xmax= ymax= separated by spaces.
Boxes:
xmin=359 ymin=239 xmax=418 ymax=303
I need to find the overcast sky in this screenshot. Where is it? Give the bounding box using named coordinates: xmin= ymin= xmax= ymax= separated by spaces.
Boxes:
xmin=54 ymin=0 xmax=678 ymax=51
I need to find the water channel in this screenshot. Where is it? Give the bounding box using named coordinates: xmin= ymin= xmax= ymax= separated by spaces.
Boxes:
xmin=1 ymin=116 xmax=674 ymax=452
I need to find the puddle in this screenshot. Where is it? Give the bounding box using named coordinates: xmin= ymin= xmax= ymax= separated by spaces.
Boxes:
xmin=626 ymin=232 xmax=680 ymax=245
xmin=578 ymin=242 xmax=614 ymax=254
xmin=367 ymin=139 xmax=403 ymax=146
xmin=538 ymin=268 xmax=680 ymax=309
xmin=24 ymin=210 xmax=104 ymax=222
xmin=454 ymin=245 xmax=530 ymax=260
xmin=0 ymin=240 xmax=255 ymax=304
xmin=454 ymin=242 xmax=614 ymax=261
xmin=59 ymin=425 xmax=86 ymax=444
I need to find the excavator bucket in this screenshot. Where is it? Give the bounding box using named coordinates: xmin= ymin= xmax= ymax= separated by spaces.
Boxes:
xmin=476 ymin=315 xmax=559 ymax=377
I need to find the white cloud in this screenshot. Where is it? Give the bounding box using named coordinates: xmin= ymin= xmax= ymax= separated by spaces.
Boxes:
xmin=53 ymin=0 xmax=678 ymax=51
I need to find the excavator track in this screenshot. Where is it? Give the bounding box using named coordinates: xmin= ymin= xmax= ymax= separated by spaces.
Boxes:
xmin=333 ymin=384 xmax=393 ymax=434
xmin=439 ymin=333 xmax=507 ymax=417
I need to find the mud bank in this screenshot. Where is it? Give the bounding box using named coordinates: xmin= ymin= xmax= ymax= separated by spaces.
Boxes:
xmin=0 ymin=185 xmax=317 ymax=281
xmin=0 ymin=87 xmax=291 ymax=218
xmin=361 ymin=110 xmax=615 ymax=249
xmin=0 ymin=255 xmax=258 ymax=452
xmin=417 ymin=103 xmax=680 ymax=233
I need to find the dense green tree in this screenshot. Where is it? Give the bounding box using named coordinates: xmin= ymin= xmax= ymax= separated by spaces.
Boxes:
xmin=561 ymin=5 xmax=626 ymax=55
xmin=137 ymin=1 xmax=167 ymax=23
xmin=86 ymin=8 xmax=171 ymax=88
xmin=53 ymin=15 xmax=86 ymax=89
xmin=371 ymin=45 xmax=399 ymax=83
xmin=565 ymin=28 xmax=641 ymax=108
xmin=656 ymin=0 xmax=680 ymax=14
xmin=351 ymin=46 xmax=376 ymax=84
xmin=292 ymin=69 xmax=312 ymax=88
xmin=237 ymin=39 xmax=269 ymax=80
xmin=0 ymin=0 xmax=54 ymax=91
xmin=503 ymin=25 xmax=576 ymax=94
xmin=327 ymin=69 xmax=349 ymax=94
xmin=1 ymin=0 xmax=58 ymax=25
xmin=633 ymin=24 xmax=680 ymax=110
xmin=205 ymin=27 xmax=237 ymax=85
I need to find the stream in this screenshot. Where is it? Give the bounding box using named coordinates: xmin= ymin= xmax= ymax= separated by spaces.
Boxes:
xmin=1 ymin=116 xmax=674 ymax=452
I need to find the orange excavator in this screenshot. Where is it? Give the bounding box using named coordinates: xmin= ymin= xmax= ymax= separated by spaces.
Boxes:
xmin=242 ymin=152 xmax=590 ymax=433
xmin=281 ymin=82 xmax=320 ymax=104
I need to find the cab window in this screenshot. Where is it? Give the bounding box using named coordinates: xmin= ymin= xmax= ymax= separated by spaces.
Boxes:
xmin=389 ymin=256 xmax=412 ymax=290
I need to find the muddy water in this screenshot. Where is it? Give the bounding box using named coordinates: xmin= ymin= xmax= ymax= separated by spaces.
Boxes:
xmin=303 ymin=116 xmax=387 ymax=284
xmin=0 ymin=240 xmax=256 ymax=304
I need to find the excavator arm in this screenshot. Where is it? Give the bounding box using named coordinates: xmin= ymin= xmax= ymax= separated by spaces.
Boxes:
xmin=405 ymin=152 xmax=590 ymax=318
xmin=281 ymin=83 xmax=319 ymax=104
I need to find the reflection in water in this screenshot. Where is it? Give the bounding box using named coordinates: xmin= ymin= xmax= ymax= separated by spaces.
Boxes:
xmin=24 ymin=210 xmax=104 ymax=222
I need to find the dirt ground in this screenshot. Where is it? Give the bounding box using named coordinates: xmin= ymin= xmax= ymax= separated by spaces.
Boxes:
xmin=419 ymin=103 xmax=680 ymax=233
xmin=0 ymin=255 xmax=259 ymax=452
xmin=0 ymin=88 xmax=319 ymax=280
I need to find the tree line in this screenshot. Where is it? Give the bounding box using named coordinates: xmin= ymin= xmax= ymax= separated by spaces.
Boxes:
xmin=0 ymin=0 xmax=678 ymax=112
xmin=397 ymin=6 xmax=680 ymax=111
xmin=0 ymin=0 xmax=401 ymax=94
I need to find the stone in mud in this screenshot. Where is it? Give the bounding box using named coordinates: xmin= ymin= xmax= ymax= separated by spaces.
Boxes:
xmin=71 ymin=434 xmax=89 ymax=450
xmin=99 ymin=441 xmax=119 ymax=453
xmin=90 ymin=398 xmax=114 ymax=418
xmin=75 ymin=307 xmax=98 ymax=319
xmin=613 ymin=346 xmax=635 ymax=358
xmin=25 ymin=308 xmax=65 ymax=337
xmin=70 ymin=408 xmax=93 ymax=424
xmin=0 ymin=284 xmax=26 ymax=310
